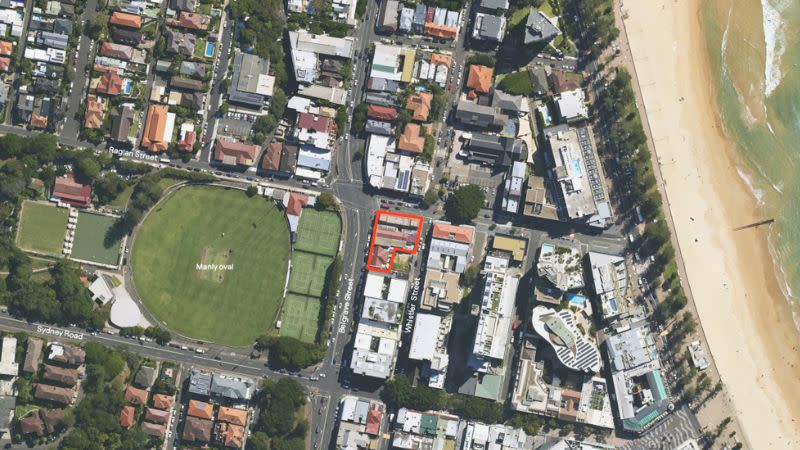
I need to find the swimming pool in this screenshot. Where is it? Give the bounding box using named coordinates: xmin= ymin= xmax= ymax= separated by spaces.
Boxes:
xmin=204 ymin=41 xmax=215 ymax=58
xmin=122 ymin=79 xmax=133 ymax=95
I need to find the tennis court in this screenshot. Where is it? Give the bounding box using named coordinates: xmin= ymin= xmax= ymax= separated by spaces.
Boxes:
xmin=71 ymin=212 xmax=122 ymax=266
xmin=16 ymin=201 xmax=68 ymax=256
xmin=294 ymin=210 xmax=341 ymax=256
xmin=287 ymin=251 xmax=332 ymax=297
xmin=278 ymin=294 xmax=321 ymax=343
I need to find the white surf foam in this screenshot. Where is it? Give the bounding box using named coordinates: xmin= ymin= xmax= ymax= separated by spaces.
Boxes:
xmin=761 ymin=0 xmax=788 ymax=96
xmin=736 ymin=166 xmax=765 ymax=205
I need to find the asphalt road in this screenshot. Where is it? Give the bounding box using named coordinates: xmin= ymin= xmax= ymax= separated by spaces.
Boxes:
xmin=60 ymin=0 xmax=99 ymax=144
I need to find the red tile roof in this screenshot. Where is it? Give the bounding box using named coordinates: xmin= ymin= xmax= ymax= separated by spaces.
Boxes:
xmin=110 ymin=12 xmax=142 ymax=29
xmin=0 ymin=57 xmax=9 ymax=72
xmin=84 ymin=94 xmax=105 ymax=129
xmin=187 ymin=399 xmax=214 ymax=420
xmin=52 ymin=173 xmax=91 ymax=207
xmin=424 ymin=22 xmax=457 ymax=39
xmin=144 ymin=407 xmax=170 ymax=424
xmin=124 ymin=385 xmax=148 ymax=405
xmin=262 ymin=142 xmax=282 ymax=171
xmin=99 ymin=41 xmax=133 ymax=60
xmin=367 ymin=105 xmax=397 ymax=121
xmin=285 ymin=192 xmax=308 ymax=217
xmin=467 ymin=65 xmax=493 ymax=94
xmin=371 ymin=246 xmax=391 ymax=267
xmin=398 ymin=123 xmax=425 ymax=153
xmin=30 ymin=113 xmax=48 ymax=129
xmin=177 ymin=11 xmax=209 ymax=30
xmin=119 ymin=406 xmax=135 ymax=429
xmin=432 ymin=222 xmax=474 ymax=244
xmin=182 ymin=417 xmax=212 ymax=443
xmin=297 ymin=112 xmax=331 ymax=133
xmin=151 ymin=394 xmax=173 ymax=410
xmin=0 ymin=41 xmax=12 ymax=56
xmin=220 ymin=422 xmax=245 ymax=448
xmin=141 ymin=104 xmax=171 ymax=152
xmin=141 ymin=421 xmax=167 ymax=437
xmin=217 ymin=406 xmax=247 ymax=426
xmin=366 ymin=407 xmax=382 ymax=435
xmin=214 ymin=138 xmax=258 ymax=166
xmin=406 ymin=92 xmax=432 ymax=122
xmin=177 ymin=130 xmax=196 ymax=152
xmin=20 ymin=413 xmax=43 ymax=436
xmin=430 ymin=53 xmax=452 ymax=68
xmin=97 ymin=70 xmax=123 ymax=95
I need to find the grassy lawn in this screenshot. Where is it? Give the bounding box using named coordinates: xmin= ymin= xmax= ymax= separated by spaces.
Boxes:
xmin=194 ymin=37 xmax=210 ymax=60
xmin=71 ymin=212 xmax=122 ymax=266
xmin=508 ymin=7 xmax=530 ymax=29
xmin=288 ymin=252 xmax=332 ymax=298
xmin=131 ymin=186 xmax=290 ymax=346
xmin=540 ymin=0 xmax=555 ymax=17
xmin=279 ymin=294 xmax=320 ymax=343
xmin=294 ymin=209 xmax=341 ymax=257
xmin=16 ymin=201 xmax=68 ymax=256
xmin=109 ymin=184 xmax=134 ymax=208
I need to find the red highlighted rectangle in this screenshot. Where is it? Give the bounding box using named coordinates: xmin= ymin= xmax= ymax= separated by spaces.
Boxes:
xmin=366 ymin=210 xmax=424 ymax=274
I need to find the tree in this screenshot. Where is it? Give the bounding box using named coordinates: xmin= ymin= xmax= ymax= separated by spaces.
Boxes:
xmin=94 ymin=173 xmax=127 ymax=205
xmin=382 ymin=374 xmax=447 ymax=411
xmin=246 ymin=185 xmax=258 ymax=197
xmin=144 ymin=326 xmax=172 ymax=345
xmin=445 ymin=185 xmax=485 ymax=224
xmin=351 ymin=103 xmax=368 ymax=133
xmin=422 ymin=135 xmax=435 ymax=162
xmin=75 ymin=157 xmax=101 ymax=182
xmin=459 ymin=263 xmax=480 ymax=287
xmin=315 ymin=192 xmax=336 ymax=210
xmin=422 ymin=188 xmax=438 ymax=209
xmin=259 ymin=336 xmax=324 ymax=369
xmin=220 ymin=102 xmax=230 ymax=115
xmin=335 ymin=107 xmax=348 ymax=137
xmin=270 ymin=88 xmax=288 ymax=121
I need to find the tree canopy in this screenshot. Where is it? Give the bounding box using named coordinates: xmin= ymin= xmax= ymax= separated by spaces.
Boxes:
xmin=445 ymin=185 xmax=485 ymax=224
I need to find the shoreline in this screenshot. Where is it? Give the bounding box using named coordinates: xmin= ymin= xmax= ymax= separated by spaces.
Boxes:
xmin=620 ymin=0 xmax=800 ymax=448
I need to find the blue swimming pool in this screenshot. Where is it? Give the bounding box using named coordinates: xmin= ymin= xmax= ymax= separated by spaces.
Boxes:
xmin=204 ymin=41 xmax=215 ymax=58
xmin=122 ymin=79 xmax=133 ymax=95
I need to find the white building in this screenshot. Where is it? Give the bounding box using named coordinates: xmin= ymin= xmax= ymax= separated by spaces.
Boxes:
xmin=471 ymin=255 xmax=518 ymax=370
xmin=555 ymin=89 xmax=588 ymax=123
xmin=536 ymin=243 xmax=584 ymax=293
xmin=587 ymin=251 xmax=628 ymax=319
xmin=530 ymin=306 xmax=600 ymax=372
xmin=502 ymin=161 xmax=526 ymax=214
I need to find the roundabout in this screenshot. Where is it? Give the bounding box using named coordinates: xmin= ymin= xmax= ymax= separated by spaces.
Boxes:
xmin=130 ymin=185 xmax=291 ymax=346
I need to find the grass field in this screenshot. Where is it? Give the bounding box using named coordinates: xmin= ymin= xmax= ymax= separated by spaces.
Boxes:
xmin=71 ymin=212 xmax=122 ymax=266
xmin=131 ymin=186 xmax=290 ymax=346
xmin=16 ymin=201 xmax=68 ymax=255
xmin=295 ymin=209 xmax=341 ymax=256
xmin=278 ymin=294 xmax=321 ymax=343
xmin=288 ymin=252 xmax=332 ymax=298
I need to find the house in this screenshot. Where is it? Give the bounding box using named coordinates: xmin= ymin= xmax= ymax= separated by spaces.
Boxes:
xmin=173 ymin=11 xmax=209 ymax=30
xmin=124 ymin=385 xmax=148 ymax=405
xmin=412 ymin=4 xmax=426 ymax=33
xmin=39 ymin=408 xmax=64 ymax=435
xmin=367 ymin=105 xmax=397 ymax=121
xmin=141 ymin=421 xmax=167 ymax=437
xmin=524 ymin=8 xmax=559 ymax=45
xmin=187 ymin=399 xmax=214 ymax=420
xmin=34 ymin=384 xmax=74 ymax=405
xmin=99 ymin=42 xmax=133 ymax=60
xmin=282 ymin=191 xmax=308 ymax=235
xmin=36 ymin=31 xmax=68 ymax=50
xmin=53 ymin=18 xmax=72 ymax=35
xmin=182 ymin=417 xmax=212 ymax=443
xmin=23 ymin=338 xmax=43 ymax=374
xmin=179 ymin=61 xmax=208 ymax=79
xmin=119 ymin=405 xmax=135 ymax=429
xmin=141 ymin=104 xmax=176 ymax=152
xmin=109 ymin=104 xmax=136 ymax=143
xmin=479 ymin=0 xmax=509 ymax=13
xmin=219 ymin=422 xmax=245 ymax=448
xmin=210 ymin=373 xmax=254 ymax=401
xmin=170 ymin=76 xmax=203 ymax=91
xmin=144 ymin=407 xmax=169 ymax=424
xmin=51 ymin=173 xmax=91 ymax=207
xmin=42 ymin=365 xmax=78 ymax=387
xmin=378 ymin=0 xmax=399 ymax=32
xmin=48 ymin=344 xmax=85 ymax=366
xmin=424 ymin=22 xmax=457 ymax=40
xmin=555 ymin=89 xmax=588 ymax=123
xmin=365 ymin=119 xmax=392 ymax=135
xmin=466 ymin=64 xmax=493 ymax=96
xmin=405 ymin=92 xmax=432 ymax=121
xmin=164 ymin=28 xmax=196 ymax=56
xmin=217 ymin=406 xmax=247 ymax=426
xmin=398 ymin=123 xmax=425 ymax=154
xmin=501 ymin=161 xmax=526 ymax=214
xmin=152 ymin=394 xmax=173 ymax=411
xmin=84 ymin=94 xmax=105 ymax=129
xmin=399 ymin=7 xmax=413 ymax=33
xmin=19 ymin=412 xmax=43 ymax=436
xmin=111 ymin=28 xmax=142 ymax=46
xmin=110 ymin=12 xmax=142 ymax=29
xmin=463 ymin=133 xmax=525 ymax=167
xmin=171 ymin=0 xmax=196 ymax=12
xmin=96 ymin=70 xmax=124 ymax=95
xmin=261 ymin=142 xmax=282 ymax=173
xmin=177 ymin=122 xmax=196 ymax=152
xmin=15 ymin=93 xmax=34 ymax=122
xmin=455 ymin=100 xmax=507 ymax=129
xmin=134 ymin=366 xmax=157 ymax=388
xmin=213 ymin=138 xmax=258 ymax=166
xmin=473 ymin=13 xmax=506 ymax=42
xmin=30 ymin=113 xmax=48 ymax=129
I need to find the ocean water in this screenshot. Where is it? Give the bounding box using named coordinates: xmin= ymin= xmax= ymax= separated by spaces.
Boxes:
xmin=701 ymin=0 xmax=800 ymax=322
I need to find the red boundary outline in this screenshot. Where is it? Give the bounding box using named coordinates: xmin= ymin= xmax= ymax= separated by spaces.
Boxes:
xmin=366 ymin=210 xmax=425 ymax=274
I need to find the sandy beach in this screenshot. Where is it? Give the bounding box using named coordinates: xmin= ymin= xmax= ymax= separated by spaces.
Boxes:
xmin=620 ymin=0 xmax=800 ymax=447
